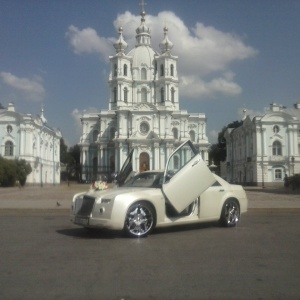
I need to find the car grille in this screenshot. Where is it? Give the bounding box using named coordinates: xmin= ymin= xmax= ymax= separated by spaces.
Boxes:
xmin=76 ymin=195 xmax=95 ymax=217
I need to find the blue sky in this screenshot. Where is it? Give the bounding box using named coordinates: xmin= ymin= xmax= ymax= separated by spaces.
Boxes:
xmin=1 ymin=0 xmax=300 ymax=147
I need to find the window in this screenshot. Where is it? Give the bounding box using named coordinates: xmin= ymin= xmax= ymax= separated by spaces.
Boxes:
xmin=110 ymin=127 xmax=115 ymax=140
xmin=5 ymin=141 xmax=13 ymax=156
xmin=189 ymin=130 xmax=195 ymax=142
xmin=141 ymin=68 xmax=147 ymax=80
xmin=7 ymin=125 xmax=12 ymax=134
xmin=160 ymin=88 xmax=164 ymax=102
xmin=93 ymin=130 xmax=99 ymax=142
xmin=275 ymin=169 xmax=282 ymax=180
xmin=114 ymin=64 xmax=117 ymax=76
xmin=173 ymin=155 xmax=179 ymax=170
xmin=123 ymin=64 xmax=127 ymax=76
xmin=272 ymin=141 xmax=282 ymax=156
xmin=273 ymin=125 xmax=280 ymax=133
xmin=172 ymin=128 xmax=178 ymax=139
xmin=140 ymin=122 xmax=149 ymax=135
xmin=166 ymin=142 xmax=196 ymax=176
xmin=171 ymin=87 xmax=175 ymax=103
xmin=113 ymin=87 xmax=117 ymax=102
xmin=124 ymin=87 xmax=128 ymax=103
xmin=170 ymin=64 xmax=174 ymax=76
xmin=160 ymin=64 xmax=164 ymax=76
xmin=141 ymin=88 xmax=147 ymax=103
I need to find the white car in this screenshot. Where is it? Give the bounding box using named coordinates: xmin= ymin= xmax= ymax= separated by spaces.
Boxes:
xmin=71 ymin=140 xmax=248 ymax=238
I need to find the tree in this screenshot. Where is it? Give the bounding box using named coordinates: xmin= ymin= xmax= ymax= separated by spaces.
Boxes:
xmin=16 ymin=159 xmax=32 ymax=186
xmin=0 ymin=157 xmax=32 ymax=187
xmin=68 ymin=144 xmax=81 ymax=181
xmin=60 ymin=138 xmax=69 ymax=164
xmin=0 ymin=103 xmax=4 ymax=109
xmin=0 ymin=157 xmax=17 ymax=186
xmin=209 ymin=120 xmax=243 ymax=166
xmin=60 ymin=139 xmax=82 ymax=181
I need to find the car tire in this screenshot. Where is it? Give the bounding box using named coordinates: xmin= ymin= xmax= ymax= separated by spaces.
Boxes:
xmin=124 ymin=202 xmax=155 ymax=238
xmin=220 ymin=199 xmax=240 ymax=227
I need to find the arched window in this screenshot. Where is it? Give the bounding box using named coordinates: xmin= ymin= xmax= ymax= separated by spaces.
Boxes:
xmin=172 ymin=128 xmax=178 ymax=139
xmin=5 ymin=141 xmax=14 ymax=156
xmin=272 ymin=141 xmax=282 ymax=156
xmin=114 ymin=64 xmax=117 ymax=76
xmin=124 ymin=87 xmax=128 ymax=103
xmin=170 ymin=64 xmax=174 ymax=76
xmin=171 ymin=87 xmax=175 ymax=103
xmin=160 ymin=88 xmax=164 ymax=102
xmin=141 ymin=88 xmax=147 ymax=102
xmin=93 ymin=130 xmax=99 ymax=142
xmin=273 ymin=125 xmax=280 ymax=133
xmin=160 ymin=64 xmax=164 ymax=76
xmin=113 ymin=87 xmax=117 ymax=102
xmin=7 ymin=125 xmax=12 ymax=133
xmin=141 ymin=68 xmax=147 ymax=80
xmin=123 ymin=64 xmax=127 ymax=76
xmin=189 ymin=130 xmax=195 ymax=142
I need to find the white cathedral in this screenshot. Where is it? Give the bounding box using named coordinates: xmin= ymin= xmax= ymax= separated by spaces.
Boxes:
xmin=0 ymin=103 xmax=61 ymax=185
xmin=79 ymin=6 xmax=210 ymax=182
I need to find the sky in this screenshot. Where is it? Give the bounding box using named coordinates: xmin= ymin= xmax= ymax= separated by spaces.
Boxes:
xmin=1 ymin=0 xmax=300 ymax=147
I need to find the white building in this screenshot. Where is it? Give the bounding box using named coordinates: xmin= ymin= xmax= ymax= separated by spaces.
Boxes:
xmin=224 ymin=103 xmax=300 ymax=186
xmin=0 ymin=103 xmax=62 ymax=185
xmin=79 ymin=7 xmax=210 ymax=182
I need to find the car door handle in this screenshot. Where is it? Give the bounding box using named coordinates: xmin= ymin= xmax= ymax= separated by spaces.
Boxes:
xmin=192 ymin=159 xmax=200 ymax=167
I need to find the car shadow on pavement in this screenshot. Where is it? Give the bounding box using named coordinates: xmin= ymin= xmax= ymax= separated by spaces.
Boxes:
xmin=152 ymin=221 xmax=219 ymax=236
xmin=57 ymin=222 xmax=220 ymax=240
xmin=56 ymin=227 xmax=125 ymax=239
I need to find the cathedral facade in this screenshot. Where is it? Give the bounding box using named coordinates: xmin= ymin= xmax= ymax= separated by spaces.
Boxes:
xmin=79 ymin=8 xmax=210 ymax=182
xmin=0 ymin=103 xmax=62 ymax=185
xmin=224 ymin=103 xmax=300 ymax=186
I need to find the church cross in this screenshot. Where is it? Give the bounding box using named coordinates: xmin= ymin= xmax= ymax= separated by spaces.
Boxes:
xmin=139 ymin=0 xmax=147 ymax=11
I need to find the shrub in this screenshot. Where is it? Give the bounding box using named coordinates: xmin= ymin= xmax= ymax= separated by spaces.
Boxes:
xmin=288 ymin=174 xmax=300 ymax=190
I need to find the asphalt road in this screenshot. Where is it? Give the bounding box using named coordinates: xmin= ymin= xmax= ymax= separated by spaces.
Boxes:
xmin=0 ymin=209 xmax=300 ymax=300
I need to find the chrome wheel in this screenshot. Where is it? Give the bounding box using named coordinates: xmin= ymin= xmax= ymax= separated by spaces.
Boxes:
xmin=124 ymin=202 xmax=155 ymax=238
xmin=220 ymin=199 xmax=240 ymax=227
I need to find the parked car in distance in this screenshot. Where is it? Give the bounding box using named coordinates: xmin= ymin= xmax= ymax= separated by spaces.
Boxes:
xmin=71 ymin=140 xmax=248 ymax=238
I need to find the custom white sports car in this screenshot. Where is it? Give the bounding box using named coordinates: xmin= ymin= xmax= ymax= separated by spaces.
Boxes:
xmin=71 ymin=140 xmax=248 ymax=238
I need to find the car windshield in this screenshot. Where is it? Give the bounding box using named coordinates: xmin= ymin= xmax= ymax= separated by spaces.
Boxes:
xmin=123 ymin=172 xmax=163 ymax=188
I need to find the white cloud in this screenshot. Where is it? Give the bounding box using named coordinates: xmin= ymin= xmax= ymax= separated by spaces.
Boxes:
xmin=180 ymin=72 xmax=242 ymax=99
xmin=66 ymin=25 xmax=114 ymax=62
xmin=71 ymin=107 xmax=99 ymax=138
xmin=66 ymin=10 xmax=258 ymax=100
xmin=0 ymin=72 xmax=45 ymax=101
